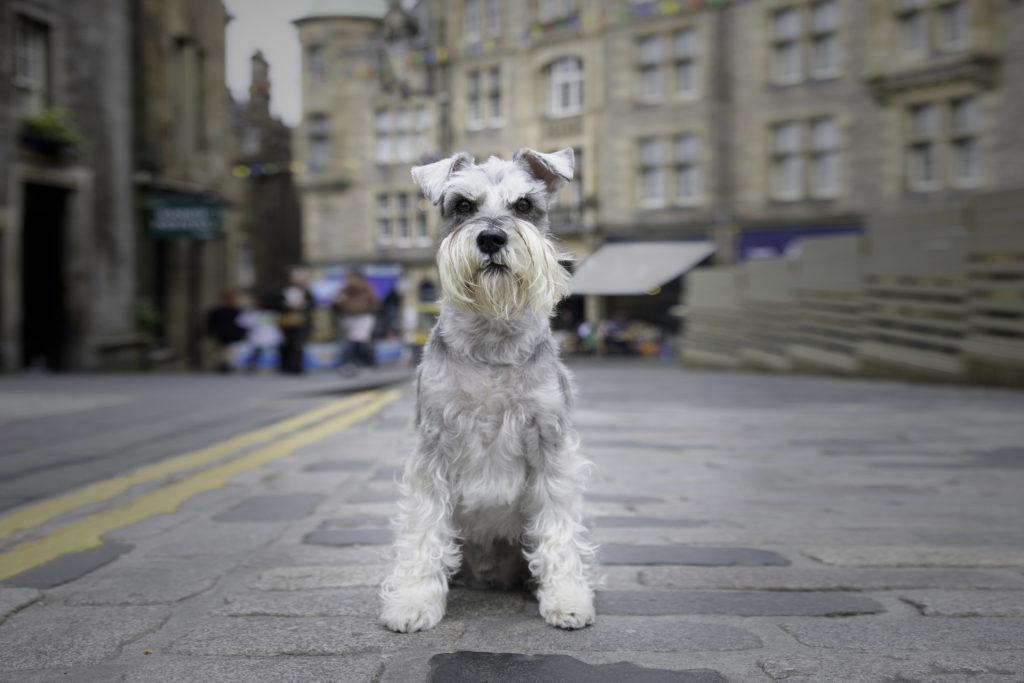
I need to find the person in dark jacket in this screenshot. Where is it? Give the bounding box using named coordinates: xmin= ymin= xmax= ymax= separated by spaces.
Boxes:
xmin=277 ymin=268 xmax=315 ymax=375
xmin=206 ymin=291 xmax=245 ymax=373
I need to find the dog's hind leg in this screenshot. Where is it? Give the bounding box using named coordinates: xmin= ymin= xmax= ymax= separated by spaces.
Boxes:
xmin=380 ymin=453 xmax=460 ymax=633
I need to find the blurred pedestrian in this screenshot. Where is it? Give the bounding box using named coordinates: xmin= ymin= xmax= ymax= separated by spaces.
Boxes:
xmin=236 ymin=293 xmax=283 ymax=372
xmin=276 ymin=268 xmax=315 ymax=375
xmin=332 ymin=271 xmax=379 ymax=373
xmin=205 ymin=291 xmax=246 ymax=373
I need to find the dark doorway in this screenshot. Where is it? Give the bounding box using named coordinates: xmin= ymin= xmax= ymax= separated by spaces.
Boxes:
xmin=21 ymin=183 xmax=70 ymax=370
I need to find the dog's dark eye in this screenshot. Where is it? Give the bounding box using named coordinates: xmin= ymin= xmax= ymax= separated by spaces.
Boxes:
xmin=514 ymin=198 xmax=532 ymax=213
xmin=454 ymin=199 xmax=474 ymax=215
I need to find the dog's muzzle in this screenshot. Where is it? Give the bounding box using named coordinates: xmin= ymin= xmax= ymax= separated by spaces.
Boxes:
xmin=476 ymin=228 xmax=507 ymax=255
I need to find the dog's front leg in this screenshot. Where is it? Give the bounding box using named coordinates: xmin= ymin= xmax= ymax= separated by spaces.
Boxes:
xmin=524 ymin=427 xmax=597 ymax=630
xmin=380 ymin=448 xmax=459 ymax=633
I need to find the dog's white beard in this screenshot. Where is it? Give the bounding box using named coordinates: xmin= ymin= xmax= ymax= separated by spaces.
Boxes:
xmin=437 ymin=222 xmax=569 ymax=320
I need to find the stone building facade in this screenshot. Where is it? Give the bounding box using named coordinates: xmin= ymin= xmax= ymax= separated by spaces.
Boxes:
xmin=232 ymin=50 xmax=302 ymax=302
xmin=133 ymin=0 xmax=245 ymax=370
xmin=0 ymin=0 xmax=135 ymax=371
xmin=292 ymin=0 xmax=1024 ymax=341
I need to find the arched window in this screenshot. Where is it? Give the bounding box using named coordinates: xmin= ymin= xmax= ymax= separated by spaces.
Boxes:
xmin=548 ymin=57 xmax=583 ymax=118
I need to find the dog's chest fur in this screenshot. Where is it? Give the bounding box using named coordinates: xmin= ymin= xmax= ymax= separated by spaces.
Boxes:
xmin=417 ymin=309 xmax=568 ymax=536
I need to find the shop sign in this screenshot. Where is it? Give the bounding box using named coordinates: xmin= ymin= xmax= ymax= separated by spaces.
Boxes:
xmin=147 ymin=199 xmax=222 ymax=240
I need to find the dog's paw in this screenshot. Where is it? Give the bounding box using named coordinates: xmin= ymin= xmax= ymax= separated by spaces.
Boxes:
xmin=538 ymin=584 xmax=595 ymax=630
xmin=380 ymin=592 xmax=445 ymax=633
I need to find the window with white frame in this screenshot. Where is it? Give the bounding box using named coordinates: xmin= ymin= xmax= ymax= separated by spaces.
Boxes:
xmin=549 ymin=58 xmax=583 ymax=117
xmin=464 ymin=0 xmax=481 ymax=40
xmin=811 ymin=1 xmax=839 ymax=76
xmin=467 ymin=70 xmax=482 ymax=127
xmin=414 ymin=104 xmax=431 ymax=158
xmin=377 ymin=194 xmax=392 ymax=245
xmin=638 ymin=36 xmax=663 ymax=103
xmin=487 ymin=67 xmax=502 ymax=124
xmin=675 ymin=135 xmax=701 ymax=201
xmin=907 ymin=103 xmax=939 ymax=188
xmin=770 ymin=3 xmax=841 ymax=84
xmin=951 ymin=97 xmax=979 ymax=185
xmin=897 ymin=0 xmax=969 ymax=59
xmin=395 ymin=109 xmax=412 ymax=163
xmin=539 ymin=0 xmax=578 ymax=24
xmin=940 ymin=1 xmax=969 ymax=51
xmin=638 ymin=138 xmax=666 ymax=204
xmin=485 ymin=0 xmax=501 ymax=37
xmin=810 ymin=117 xmax=840 ymax=196
xmin=309 ymin=114 xmax=331 ymax=172
xmin=551 ymin=148 xmax=584 ymax=226
xmin=396 ymin=193 xmax=410 ymax=245
xmin=416 ymin=208 xmax=430 ymax=246
xmin=307 ymin=44 xmax=326 ymax=84
xmin=772 ymin=7 xmax=803 ymax=83
xmin=376 ymin=109 xmax=392 ymax=162
xmin=905 ymin=96 xmax=981 ymax=190
xmin=772 ymin=122 xmax=804 ymax=199
xmin=14 ymin=15 xmax=50 ymax=116
xmin=675 ymin=28 xmax=699 ymax=95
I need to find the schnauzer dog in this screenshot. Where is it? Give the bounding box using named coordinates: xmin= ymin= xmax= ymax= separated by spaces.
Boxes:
xmin=380 ymin=148 xmax=597 ymax=633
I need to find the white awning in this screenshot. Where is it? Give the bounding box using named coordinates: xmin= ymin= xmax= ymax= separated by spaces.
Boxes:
xmin=569 ymin=241 xmax=716 ymax=295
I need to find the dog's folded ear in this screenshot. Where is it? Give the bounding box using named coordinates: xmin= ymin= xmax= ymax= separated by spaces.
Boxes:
xmin=411 ymin=153 xmax=475 ymax=205
xmin=513 ymin=148 xmax=574 ymax=196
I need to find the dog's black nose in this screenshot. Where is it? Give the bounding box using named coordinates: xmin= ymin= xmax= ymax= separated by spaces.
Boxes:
xmin=476 ymin=228 xmax=507 ymax=255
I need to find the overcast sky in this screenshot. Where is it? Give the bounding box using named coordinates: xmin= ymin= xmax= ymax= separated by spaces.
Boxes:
xmin=223 ymin=0 xmax=305 ymax=126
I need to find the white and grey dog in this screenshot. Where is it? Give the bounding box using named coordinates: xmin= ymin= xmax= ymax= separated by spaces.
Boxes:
xmin=379 ymin=148 xmax=597 ymax=633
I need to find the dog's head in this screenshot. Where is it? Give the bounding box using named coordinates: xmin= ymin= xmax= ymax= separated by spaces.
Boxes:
xmin=411 ymin=148 xmax=573 ymax=320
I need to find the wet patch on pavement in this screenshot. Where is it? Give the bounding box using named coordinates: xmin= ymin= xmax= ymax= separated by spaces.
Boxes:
xmin=428 ymin=651 xmax=725 ymax=682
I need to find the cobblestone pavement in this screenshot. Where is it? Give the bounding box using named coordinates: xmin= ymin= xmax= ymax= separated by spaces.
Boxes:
xmin=1 ymin=361 xmax=1023 ymax=681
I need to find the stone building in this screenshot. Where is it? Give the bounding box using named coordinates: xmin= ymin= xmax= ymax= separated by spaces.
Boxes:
xmin=133 ymin=0 xmax=244 ymax=369
xmin=291 ymin=0 xmax=1024 ymax=343
xmin=232 ymin=50 xmax=302 ymax=302
xmin=0 ymin=0 xmax=135 ymax=371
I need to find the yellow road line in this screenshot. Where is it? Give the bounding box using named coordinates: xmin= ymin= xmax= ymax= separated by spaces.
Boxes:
xmin=0 ymin=389 xmax=402 ymax=583
xmin=0 ymin=390 xmax=380 ymax=540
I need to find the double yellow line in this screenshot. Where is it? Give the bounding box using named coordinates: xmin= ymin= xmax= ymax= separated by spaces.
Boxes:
xmin=0 ymin=388 xmax=402 ymax=583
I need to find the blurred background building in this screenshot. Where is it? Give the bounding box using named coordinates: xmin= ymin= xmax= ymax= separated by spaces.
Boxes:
xmin=0 ymin=0 xmax=300 ymax=372
xmin=1 ymin=0 xmax=1021 ymax=382
xmin=290 ymin=0 xmax=1022 ymax=373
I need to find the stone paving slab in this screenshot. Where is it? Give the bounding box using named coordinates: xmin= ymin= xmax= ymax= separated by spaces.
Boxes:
xmin=303 ymin=528 xmax=393 ymax=546
xmin=250 ymin=565 xmax=386 ymax=590
xmin=596 ymin=590 xmax=885 ymax=617
xmin=803 ymin=546 xmax=1024 ymax=568
xmin=165 ymin=616 xmax=466 ymax=656
xmin=590 ymin=516 xmax=708 ymax=529
xmin=47 ymin=557 xmax=235 ymax=606
xmin=0 ymin=605 xmax=169 ymax=671
xmin=0 ymin=588 xmax=39 ymax=624
xmin=780 ymin=616 xmax=1024 ymax=651
xmin=758 ymin=651 xmax=1024 ymax=681
xmin=457 ymin=614 xmax=763 ymax=652
xmin=626 ymin=565 xmax=1024 ymax=591
xmin=600 ymin=545 xmax=790 ymax=566
xmin=4 ymin=541 xmax=133 ymax=589
xmin=900 ymin=590 xmax=1024 ymax=617
xmin=211 ymin=493 xmax=326 ymax=522
xmin=118 ymin=654 xmax=383 ymax=683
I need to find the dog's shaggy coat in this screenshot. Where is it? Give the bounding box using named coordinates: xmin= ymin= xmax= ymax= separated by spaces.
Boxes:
xmin=379 ymin=148 xmax=597 ymax=633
